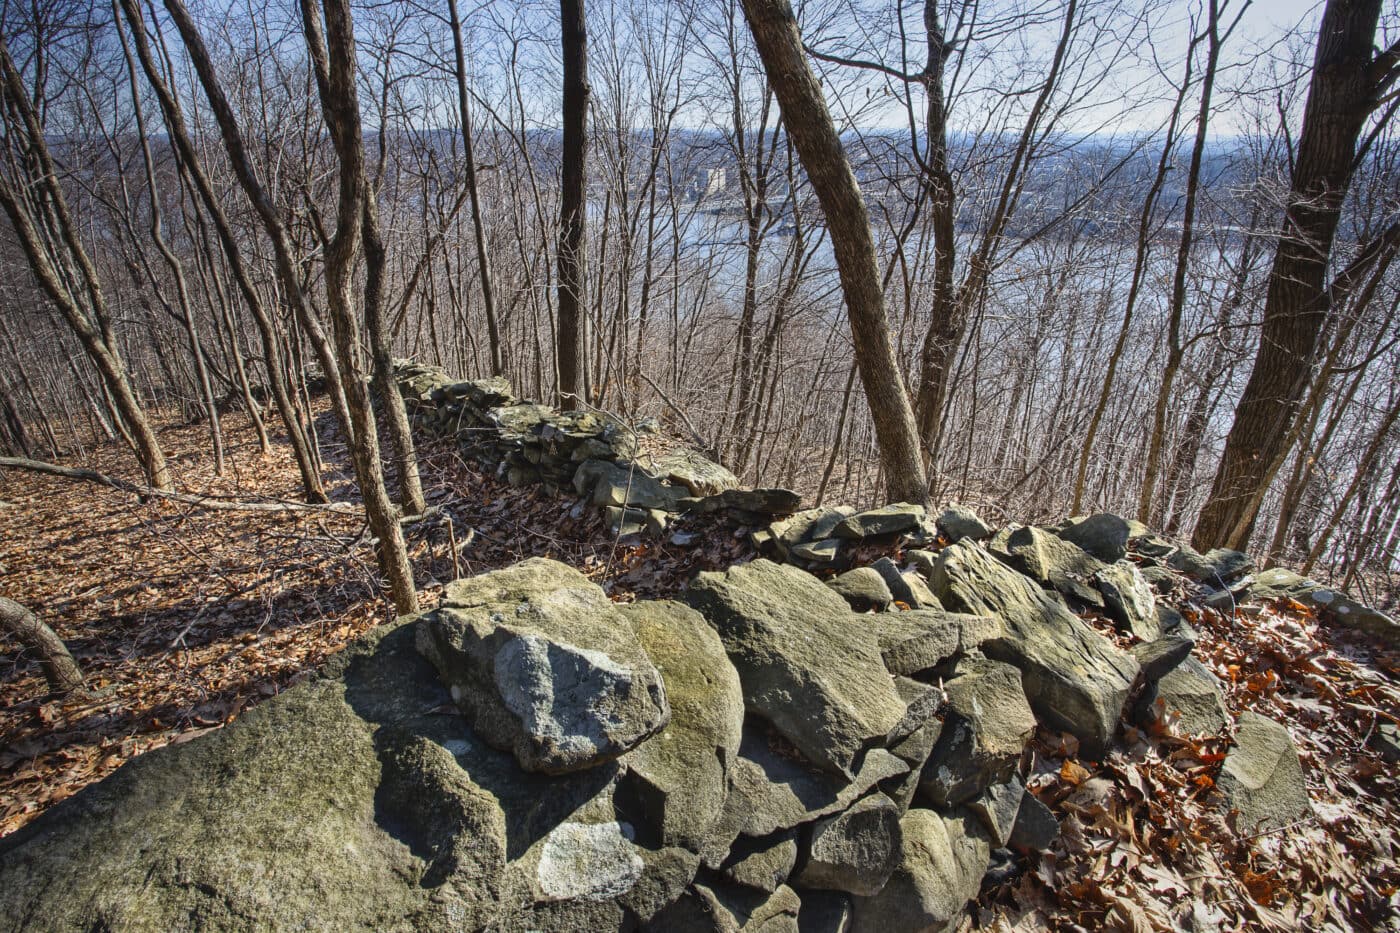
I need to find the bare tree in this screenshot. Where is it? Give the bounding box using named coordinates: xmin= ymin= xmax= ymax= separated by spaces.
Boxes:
xmin=739 ymin=0 xmax=928 ymax=504
xmin=1194 ymin=0 xmax=1398 ymax=549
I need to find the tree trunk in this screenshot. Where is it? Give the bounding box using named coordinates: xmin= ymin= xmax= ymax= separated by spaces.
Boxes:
xmin=447 ymin=0 xmax=504 ymax=377
xmin=740 ymin=0 xmax=927 ymax=504
xmin=1193 ymin=0 xmax=1387 ymax=549
xmin=556 ymin=0 xmax=589 ymax=411
xmin=0 ymin=597 xmax=84 ymax=695
xmin=299 ymin=0 xmax=419 ymax=613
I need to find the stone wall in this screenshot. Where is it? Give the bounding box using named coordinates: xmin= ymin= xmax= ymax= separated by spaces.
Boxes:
xmin=393 ymin=359 xmax=799 ymax=537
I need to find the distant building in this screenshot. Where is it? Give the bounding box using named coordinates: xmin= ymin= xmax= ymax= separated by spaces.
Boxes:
xmin=701 ymin=167 xmax=726 ymax=199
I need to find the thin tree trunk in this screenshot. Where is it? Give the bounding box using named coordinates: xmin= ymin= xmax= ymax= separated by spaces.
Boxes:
xmin=740 ymin=0 xmax=927 ymax=504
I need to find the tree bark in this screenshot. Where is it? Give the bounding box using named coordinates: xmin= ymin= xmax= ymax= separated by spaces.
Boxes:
xmin=556 ymin=0 xmax=589 ymax=411
xmin=0 ymin=597 xmax=84 ymax=695
xmin=299 ymin=0 xmax=420 ymax=613
xmin=740 ymin=0 xmax=927 ymax=504
xmin=1193 ymin=0 xmax=1388 ymax=549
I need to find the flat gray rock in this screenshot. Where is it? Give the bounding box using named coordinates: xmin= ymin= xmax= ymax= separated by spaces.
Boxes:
xmin=935 ymin=504 xmax=994 ymax=543
xmin=920 ymin=659 xmax=1035 ymax=807
xmin=1218 ymin=712 xmax=1312 ymax=834
xmin=646 ymin=448 xmax=740 ymax=497
xmin=0 ymin=622 xmax=510 ymax=932
xmin=834 ymin=503 xmax=927 ymax=540
xmin=420 ymin=559 xmax=670 ymax=774
xmin=931 ymin=542 xmax=1139 ymax=757
xmin=622 ymin=600 xmax=745 ymax=851
xmin=686 ymin=560 xmax=906 ymax=777
xmin=1243 ymin=568 xmax=1398 ymax=644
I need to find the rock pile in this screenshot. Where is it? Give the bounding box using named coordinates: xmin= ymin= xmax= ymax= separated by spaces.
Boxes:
xmin=392 ymin=359 xmax=804 ymax=537
xmin=10 ymin=494 xmax=1383 ymax=930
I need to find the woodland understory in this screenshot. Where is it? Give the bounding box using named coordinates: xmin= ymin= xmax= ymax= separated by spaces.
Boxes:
xmin=2 ymin=402 xmax=1398 ymax=931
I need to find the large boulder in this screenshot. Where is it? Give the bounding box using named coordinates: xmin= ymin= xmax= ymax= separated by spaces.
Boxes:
xmin=0 ymin=622 xmax=512 ymax=931
xmin=686 ymin=560 xmax=906 ymax=778
xmin=621 ymin=601 xmax=745 ymax=851
xmin=419 ymin=559 xmax=670 ymax=774
xmin=849 ymin=809 xmax=991 ymax=933
xmin=934 ymin=504 xmax=994 ymax=543
xmin=930 ymin=542 xmax=1139 ymax=757
xmin=1217 ymin=712 xmax=1312 ymax=834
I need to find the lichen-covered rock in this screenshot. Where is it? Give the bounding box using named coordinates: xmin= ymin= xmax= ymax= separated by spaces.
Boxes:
xmin=622 ymin=601 xmax=745 ymax=851
xmin=1218 ymin=712 xmax=1312 ymax=834
xmin=419 ymin=559 xmax=670 ymax=774
xmin=935 ymin=504 xmax=994 ymax=543
xmin=827 ymin=567 xmax=894 ymax=611
xmin=920 ymin=659 xmax=1035 ymax=807
xmin=849 ymin=809 xmax=991 ymax=933
xmin=715 ymin=487 xmax=804 ymax=517
xmin=869 ymin=557 xmax=939 ymax=609
xmin=0 ymin=622 xmax=509 ymax=932
xmin=647 ymin=448 xmax=741 ymax=497
xmin=834 ymin=503 xmax=927 ymax=540
xmin=796 ymin=792 xmax=903 ymax=896
xmin=686 ymin=560 xmax=906 ymax=778
xmin=931 ymin=542 xmax=1139 ymax=757
xmin=573 ymin=458 xmax=683 ymax=511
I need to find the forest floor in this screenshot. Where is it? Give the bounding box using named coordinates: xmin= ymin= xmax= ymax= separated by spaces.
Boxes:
xmin=1 ymin=406 xmax=1397 ymax=930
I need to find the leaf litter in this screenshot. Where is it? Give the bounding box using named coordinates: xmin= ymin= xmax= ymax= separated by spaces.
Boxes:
xmin=3 ymin=405 xmax=1398 ymax=930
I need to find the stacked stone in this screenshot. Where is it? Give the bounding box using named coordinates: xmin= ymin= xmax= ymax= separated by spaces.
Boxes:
xmin=392 ymin=359 xmax=804 ymax=532
xmin=0 ymin=534 xmax=1331 ymax=931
